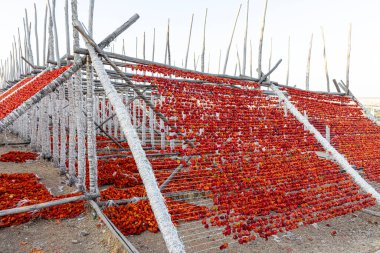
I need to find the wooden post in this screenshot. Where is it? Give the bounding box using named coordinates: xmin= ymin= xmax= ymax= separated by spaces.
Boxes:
xmin=43 ymin=5 xmax=48 ymax=65
xmin=201 ymin=9 xmax=208 ymax=72
xmin=257 ymin=0 xmax=269 ymax=78
xmin=34 ymin=3 xmax=40 ymax=66
xmin=72 ymin=0 xmax=83 ymax=189
xmin=306 ymin=33 xmax=313 ymax=90
xmin=65 ymin=0 xmax=70 ymax=62
xmin=250 ymin=39 xmax=253 ymax=77
xmin=51 ymin=0 xmax=60 ymax=66
xmin=236 ymin=47 xmax=241 ymax=75
xmin=59 ymin=86 xmax=67 ymax=175
xmin=286 ymin=36 xmax=290 ymax=85
xmin=47 ymin=1 xmax=54 ymax=63
xmin=152 ymin=28 xmax=156 ymax=61
xmin=87 ymin=0 xmax=98 ymax=194
xmin=184 ymin=14 xmax=194 ymax=69
xmin=242 ymin=0 xmax=249 ymax=75
xmin=218 ymin=49 xmax=221 ymax=74
xmin=321 ymin=27 xmax=330 ymax=92
xmin=164 ymin=19 xmax=171 ymax=65
xmin=223 ymin=4 xmax=242 ymax=74
xmin=346 ymin=23 xmax=352 ymax=94
xmin=268 ymin=37 xmax=272 ymax=81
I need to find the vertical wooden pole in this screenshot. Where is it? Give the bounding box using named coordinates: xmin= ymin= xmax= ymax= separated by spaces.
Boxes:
xmin=236 ymin=47 xmax=241 ymax=75
xmin=223 ymin=4 xmax=242 ymax=74
xmin=65 ymin=0 xmax=71 ymax=61
xmin=346 ymin=23 xmax=352 ymax=93
xmin=257 ymin=0 xmax=269 ymax=78
xmin=43 ymin=5 xmax=48 ymax=65
xmin=47 ymin=0 xmax=54 ymax=62
xmin=218 ymin=49 xmax=221 ymax=74
xmin=72 ymin=0 xmax=86 ymax=190
xmin=52 ymin=0 xmax=60 ymax=66
xmin=268 ymin=37 xmax=272 ymax=81
xmin=150 ymin=28 xmax=155 ymax=62
xmin=286 ymin=36 xmax=290 ymax=85
xmin=87 ymin=0 xmax=98 ymax=194
xmin=184 ymin=14 xmax=194 ymax=69
xmin=34 ymin=3 xmax=40 ymax=66
xmin=306 ymin=33 xmax=313 ymax=90
xmin=242 ymin=0 xmax=249 ymax=75
xmin=321 ymin=27 xmax=330 ymax=92
xmin=201 ymin=9 xmax=208 ymax=72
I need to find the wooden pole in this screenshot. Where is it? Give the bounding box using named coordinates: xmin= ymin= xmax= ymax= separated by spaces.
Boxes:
xmin=52 ymin=0 xmax=60 ymax=66
xmin=65 ymin=0 xmax=71 ymax=61
xmin=286 ymin=36 xmax=290 ymax=85
xmin=236 ymin=47 xmax=241 ymax=75
xmin=242 ymin=0 xmax=249 ymax=75
xmin=257 ymin=0 xmax=269 ymax=78
xmin=34 ymin=3 xmax=40 ymax=66
xmin=306 ymin=33 xmax=313 ymax=90
xmin=87 ymin=0 xmax=98 ymax=194
xmin=250 ymin=39 xmax=253 ymax=77
xmin=201 ymin=9 xmax=208 ymax=72
xmin=223 ymin=4 xmax=242 ymax=74
xmin=321 ymin=27 xmax=330 ymax=92
xmin=268 ymin=37 xmax=272 ymax=81
xmin=218 ymin=49 xmax=221 ymax=74
xmin=82 ymin=36 xmax=185 ymax=252
xmin=0 ymin=195 xmax=91 ymax=217
xmin=152 ymin=28 xmax=155 ymax=61
xmin=47 ymin=0 xmax=54 ymax=63
xmin=346 ymin=23 xmax=352 ymax=94
xmin=72 ymin=0 xmax=86 ymax=191
xmin=184 ymin=14 xmax=194 ymax=69
xmin=43 ymin=5 xmax=48 ymax=65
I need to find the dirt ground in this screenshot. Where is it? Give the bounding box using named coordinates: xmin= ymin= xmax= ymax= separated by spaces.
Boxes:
xmin=1 ymin=132 xmax=380 ymax=253
xmin=0 ymin=132 xmax=117 ymax=253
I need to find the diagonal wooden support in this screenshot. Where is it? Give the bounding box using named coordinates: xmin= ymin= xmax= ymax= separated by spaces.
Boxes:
xmin=0 ymin=14 xmax=139 ymax=132
xmin=78 ymin=27 xmax=185 ymax=252
xmin=270 ymin=84 xmax=380 ymax=204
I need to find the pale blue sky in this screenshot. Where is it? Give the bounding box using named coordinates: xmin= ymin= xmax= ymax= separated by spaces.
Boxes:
xmin=1 ymin=0 xmax=379 ymax=97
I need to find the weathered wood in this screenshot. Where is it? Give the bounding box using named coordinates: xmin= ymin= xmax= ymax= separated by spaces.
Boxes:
xmin=72 ymin=0 xmax=86 ymax=191
xmin=306 ymin=33 xmax=313 ymax=90
xmin=184 ymin=14 xmax=194 ymax=69
xmin=242 ymin=0 xmax=249 ymax=75
xmin=286 ymin=36 xmax=290 ymax=85
xmin=65 ymin=0 xmax=71 ymax=61
xmin=332 ymin=79 xmax=341 ymax=93
xmin=201 ymin=9 xmax=208 ymax=72
xmin=346 ymin=23 xmax=352 ymax=94
xmin=223 ymin=4 xmax=242 ymax=74
xmin=257 ymin=0 xmax=269 ymax=78
xmin=321 ymin=27 xmax=330 ymax=92
xmin=43 ymin=5 xmax=48 ymax=65
xmin=0 ymin=194 xmax=92 ymax=217
xmin=87 ymin=0 xmax=98 ymax=195
xmin=82 ymin=38 xmax=185 ymax=253
xmin=34 ymin=3 xmax=40 ymax=66
xmin=268 ymin=37 xmax=272 ymax=81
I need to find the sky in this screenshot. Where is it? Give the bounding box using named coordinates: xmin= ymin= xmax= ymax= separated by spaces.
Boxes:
xmin=0 ymin=0 xmax=379 ymax=97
